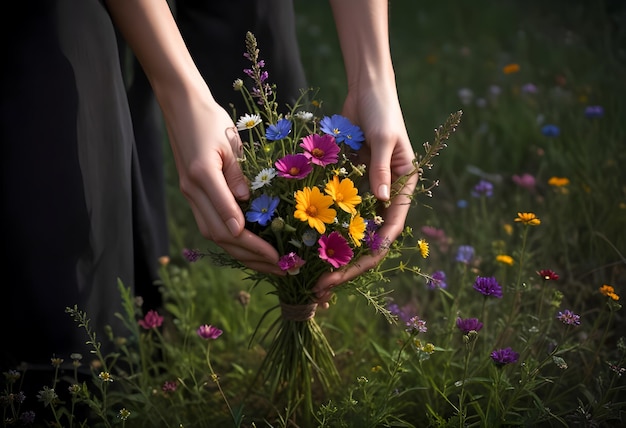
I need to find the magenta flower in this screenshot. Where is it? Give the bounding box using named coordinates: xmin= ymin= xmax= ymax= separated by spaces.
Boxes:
xmin=473 ymin=276 xmax=503 ymax=298
xmin=162 ymin=380 xmax=178 ymax=393
xmin=406 ymin=315 xmax=428 ymax=334
xmin=318 ymin=231 xmax=353 ymax=268
xmin=275 ymin=154 xmax=312 ymax=179
xmin=183 ymin=248 xmax=202 ymax=262
xmin=197 ymin=324 xmax=223 ymax=340
xmin=512 ymin=173 xmax=536 ymax=191
xmin=456 ymin=317 xmax=484 ymax=334
xmin=556 ymin=309 xmax=581 ymax=326
xmin=300 ymin=134 xmax=340 ymax=166
xmin=491 ymin=347 xmax=520 ymax=366
xmin=138 ymin=310 xmax=164 ymax=330
xmin=537 ymin=269 xmax=559 ymax=281
xmin=278 ymin=252 xmax=306 ymax=275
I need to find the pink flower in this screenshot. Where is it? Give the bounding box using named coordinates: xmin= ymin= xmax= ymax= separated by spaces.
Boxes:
xmin=512 ymin=173 xmax=536 ymax=191
xmin=162 ymin=380 xmax=178 ymax=392
xmin=275 ymin=154 xmax=312 ymax=179
xmin=138 ymin=310 xmax=164 ymax=330
xmin=300 ymin=134 xmax=340 ymax=166
xmin=278 ymin=252 xmax=306 ymax=275
xmin=197 ymin=324 xmax=223 ymax=340
xmin=318 ymin=231 xmax=353 ymax=268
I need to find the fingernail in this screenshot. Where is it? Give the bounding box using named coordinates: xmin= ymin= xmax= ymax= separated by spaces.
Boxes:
xmin=378 ymin=184 xmax=390 ymax=200
xmin=226 ymin=218 xmax=240 ymax=236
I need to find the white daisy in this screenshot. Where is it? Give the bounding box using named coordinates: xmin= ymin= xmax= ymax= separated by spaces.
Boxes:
xmin=294 ymin=111 xmax=314 ymax=122
xmin=236 ymin=113 xmax=262 ymax=131
xmin=251 ymin=167 xmax=277 ymax=190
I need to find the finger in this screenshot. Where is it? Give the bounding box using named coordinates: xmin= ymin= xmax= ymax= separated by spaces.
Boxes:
xmin=224 ymin=127 xmax=250 ymax=201
xmin=367 ymin=137 xmax=394 ymax=202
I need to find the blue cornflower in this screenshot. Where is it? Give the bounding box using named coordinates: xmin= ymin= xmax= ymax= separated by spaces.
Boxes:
xmin=245 ymin=194 xmax=279 ymax=226
xmin=320 ymin=114 xmax=364 ymax=150
xmin=541 ymin=124 xmax=560 ymax=137
xmin=471 ymin=179 xmax=494 ymax=198
xmin=473 ymin=276 xmax=503 ymax=298
xmin=265 ymin=118 xmax=292 ymax=141
xmin=426 ymin=270 xmax=447 ymax=289
xmin=584 ymin=105 xmax=604 ymax=119
xmin=456 ymin=245 xmax=475 ymax=264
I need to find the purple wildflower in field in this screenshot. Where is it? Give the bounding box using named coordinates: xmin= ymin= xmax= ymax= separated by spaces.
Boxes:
xmin=584 ymin=105 xmax=604 ymax=118
xmin=473 ymin=276 xmax=503 ymax=298
xmin=138 ymin=310 xmax=164 ymax=330
xmin=265 ymin=118 xmax=292 ymax=141
xmin=557 ymin=309 xmax=581 ymax=326
xmin=162 ymin=380 xmax=178 ymax=393
xmin=457 ymin=88 xmax=474 ymax=105
xmin=406 ymin=315 xmax=427 ymax=334
xmin=456 ymin=317 xmax=483 ymax=334
xmin=491 ymin=347 xmax=520 ymax=366
xmin=426 ymin=270 xmax=448 ymax=289
xmin=197 ymin=324 xmax=223 ymax=340
xmin=387 ymin=302 xmax=412 ymax=324
xmin=471 ymin=179 xmax=494 ymax=197
xmin=183 ymin=248 xmax=202 ymax=263
xmin=20 ymin=411 xmax=36 ymax=425
xmin=521 ymin=83 xmax=538 ymax=94
xmin=364 ymin=220 xmax=384 ymax=251
xmin=456 ymin=245 xmax=475 ymax=264
xmin=541 ymin=124 xmax=560 ymax=137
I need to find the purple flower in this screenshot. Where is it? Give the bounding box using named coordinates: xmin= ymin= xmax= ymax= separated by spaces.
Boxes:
xmin=584 ymin=105 xmax=604 ymax=119
xmin=300 ymin=133 xmax=340 ymax=166
xmin=405 ymin=315 xmax=427 ymax=334
xmin=183 ymin=248 xmax=202 ymax=263
xmin=556 ymin=309 xmax=581 ymax=326
xmin=138 ymin=310 xmax=164 ymax=330
xmin=541 ymin=124 xmax=560 ymax=137
xmin=490 ymin=347 xmax=520 ymax=366
xmin=20 ymin=411 xmax=36 ymax=425
xmin=245 ymin=194 xmax=279 ymax=226
xmin=456 ymin=317 xmax=484 ymax=334
xmin=197 ymin=324 xmax=223 ymax=340
xmin=473 ymin=276 xmax=503 ymax=298
xmin=512 ymin=173 xmax=536 ymax=191
xmin=319 ymin=114 xmax=364 ymax=150
xmin=265 ymin=118 xmax=292 ymax=140
xmin=275 ymin=154 xmax=312 ymax=179
xmin=426 ymin=270 xmax=447 ymax=289
xmin=364 ymin=220 xmax=384 ymax=251
xmin=387 ymin=302 xmax=413 ymax=324
xmin=162 ymin=380 xmax=178 ymax=392
xmin=455 ymin=245 xmax=475 ymax=264
xmin=521 ymin=83 xmax=538 ymax=94
xmin=471 ymin=179 xmax=494 ymax=198
xmin=278 ymin=252 xmax=306 ymax=275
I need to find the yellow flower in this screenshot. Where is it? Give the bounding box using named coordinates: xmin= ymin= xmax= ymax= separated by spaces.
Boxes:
xmin=503 ymin=63 xmax=521 ymax=74
xmin=294 ymin=187 xmax=336 ymax=234
xmin=417 ymin=239 xmax=429 ymax=258
xmin=496 ymin=254 xmax=514 ymax=266
xmin=503 ymin=223 xmax=513 ymax=236
xmin=325 ymin=176 xmax=362 ymax=214
xmin=514 ymin=212 xmax=541 ymax=226
xmin=600 ymin=284 xmax=620 ymax=301
xmin=548 ymin=176 xmax=570 ymax=187
xmin=348 ymin=213 xmax=366 ymax=247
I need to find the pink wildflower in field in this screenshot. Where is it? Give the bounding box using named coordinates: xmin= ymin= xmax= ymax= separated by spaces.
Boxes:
xmin=197 ymin=324 xmax=223 ymax=340
xmin=138 ymin=310 xmax=164 ymax=330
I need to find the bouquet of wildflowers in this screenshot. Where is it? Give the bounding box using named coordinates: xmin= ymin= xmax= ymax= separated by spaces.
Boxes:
xmin=193 ymin=32 xmax=461 ymax=409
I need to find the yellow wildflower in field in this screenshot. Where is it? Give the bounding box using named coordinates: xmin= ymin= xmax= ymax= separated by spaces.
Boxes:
xmin=417 ymin=239 xmax=429 ymax=258
xmin=503 ymin=63 xmax=521 ymax=74
xmin=514 ymin=212 xmax=541 ymax=226
xmin=496 ymin=254 xmax=514 ymax=266
xmin=599 ymin=284 xmax=620 ymax=301
xmin=503 ymin=223 xmax=513 ymax=236
xmin=548 ymin=177 xmax=570 ymax=187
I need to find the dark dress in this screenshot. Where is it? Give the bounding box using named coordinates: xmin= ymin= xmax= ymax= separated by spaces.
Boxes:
xmin=0 ymin=0 xmax=306 ymax=372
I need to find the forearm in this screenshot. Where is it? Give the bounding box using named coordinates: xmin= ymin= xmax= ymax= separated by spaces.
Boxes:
xmin=329 ymin=0 xmax=396 ymax=88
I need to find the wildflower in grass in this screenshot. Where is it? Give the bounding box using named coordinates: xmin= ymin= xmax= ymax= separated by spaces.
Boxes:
xmin=521 ymin=83 xmax=538 ymax=94
xmin=608 ymin=362 xmax=626 ymax=377
xmin=548 ymin=176 xmax=570 ymax=187
xmin=599 ymin=285 xmax=620 ymax=301
xmin=490 ymin=347 xmax=520 ymax=366
xmin=456 ymin=245 xmax=475 ymax=264
xmin=512 ymin=173 xmax=536 ymax=190
xmin=265 ymin=118 xmax=292 ymax=140
xmin=162 ymin=380 xmax=178 ymax=393
xmin=496 ymin=254 xmax=514 ymax=266
xmin=541 ymin=124 xmax=560 ymax=137
xmin=421 ymin=225 xmax=446 ymax=241
xmin=503 ymin=223 xmax=513 ymax=236
xmin=20 ymin=411 xmax=36 ymax=425
xmin=502 ymin=63 xmax=520 ymax=74
xmin=302 ymin=229 xmax=317 ymax=247
xmin=197 ymin=324 xmax=223 ymax=340
xmin=183 ymin=248 xmax=202 ymax=262
xmin=538 ymin=269 xmax=559 ymax=281
xmin=294 ymin=111 xmax=313 ymax=121
xmin=456 ymin=317 xmax=483 ymax=334
xmin=514 ymin=212 xmax=541 ymax=226
xmin=118 ymin=408 xmax=131 ymax=421
xmin=417 ymin=239 xmax=429 ymax=258
xmin=348 ymin=213 xmax=366 ymax=246
xmin=300 ymin=133 xmax=340 ymax=166
xmin=457 ymin=199 xmax=468 ymax=208
xmin=457 ymin=88 xmax=474 ymax=105
xmin=236 ymin=113 xmax=262 ymax=130
xmin=584 ymin=105 xmax=604 ymax=118
xmin=557 ymin=309 xmax=581 ymax=326
xmin=471 ymin=179 xmax=493 ymax=197
xmin=387 ymin=302 xmax=412 ymax=323
xmin=245 ymin=194 xmax=279 ymax=226
xmin=325 ymin=176 xmax=361 ymax=214
xmin=319 ymin=114 xmax=364 ymax=150
xmin=364 ymin=220 xmax=383 ymax=251
xmin=406 ymin=315 xmax=427 ymax=334
xmin=278 ymin=252 xmax=306 ymax=275
xmin=251 ymin=167 xmax=276 ymax=190
xmin=426 ymin=270 xmax=447 ymax=289
xmin=138 ymin=310 xmax=164 ymax=330
xmin=275 ymin=153 xmax=312 ymax=179
xmin=318 ymin=231 xmax=353 ymax=268
xmin=473 ymin=276 xmax=503 ymax=298
xmin=294 ymin=186 xmax=336 ymax=234
xmin=51 ymin=357 xmax=64 ymax=367
xmin=98 ymin=372 xmax=113 ymax=382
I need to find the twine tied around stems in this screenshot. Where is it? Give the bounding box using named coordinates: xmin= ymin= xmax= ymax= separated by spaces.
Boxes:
xmin=279 ymin=302 xmax=318 ymax=322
